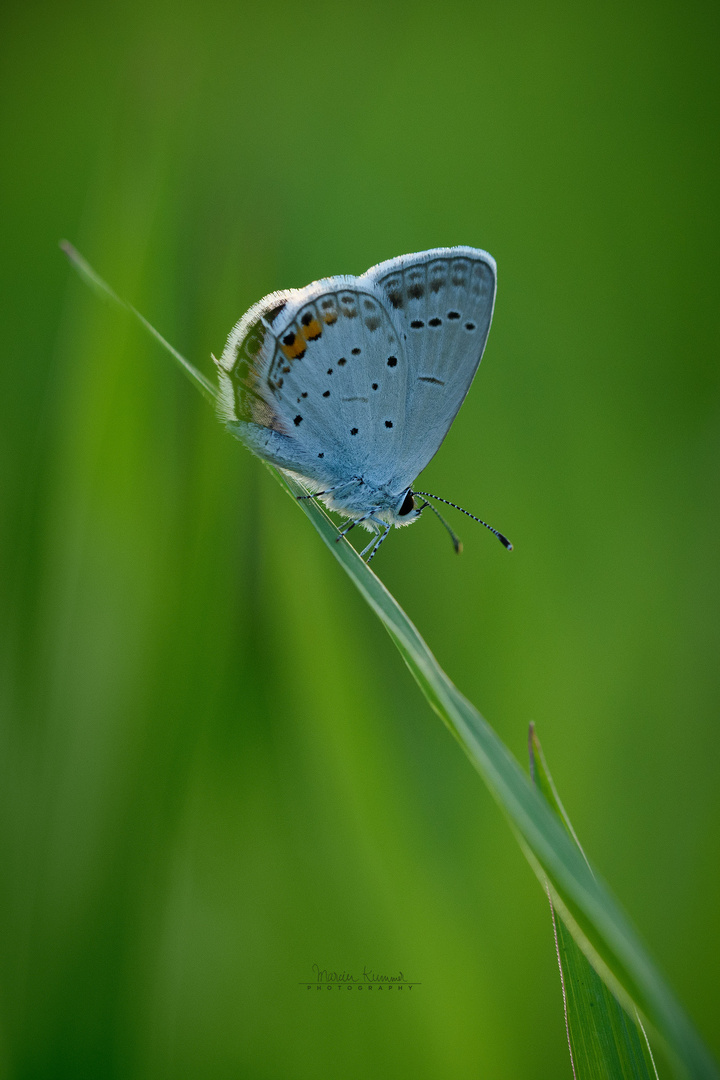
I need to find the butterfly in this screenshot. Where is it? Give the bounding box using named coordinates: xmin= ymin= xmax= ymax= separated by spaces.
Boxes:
xmin=215 ymin=246 xmax=511 ymax=561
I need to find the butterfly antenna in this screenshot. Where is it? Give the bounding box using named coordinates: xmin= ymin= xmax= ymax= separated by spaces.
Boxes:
xmin=417 ymin=499 xmax=463 ymax=554
xmin=414 ymin=492 xmax=513 ymax=551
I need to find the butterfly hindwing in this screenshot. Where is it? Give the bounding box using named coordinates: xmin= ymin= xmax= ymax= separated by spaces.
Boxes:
xmin=217 ymin=278 xmax=408 ymax=487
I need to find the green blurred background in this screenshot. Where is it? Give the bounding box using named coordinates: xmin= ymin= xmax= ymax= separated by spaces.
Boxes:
xmin=1 ymin=0 xmax=719 ymax=1076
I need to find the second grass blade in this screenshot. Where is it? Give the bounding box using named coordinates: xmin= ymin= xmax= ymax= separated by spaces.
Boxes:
xmin=530 ymin=724 xmax=659 ymax=1080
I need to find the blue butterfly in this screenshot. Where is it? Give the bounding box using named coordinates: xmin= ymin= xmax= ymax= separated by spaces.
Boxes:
xmin=215 ymin=247 xmax=511 ymax=561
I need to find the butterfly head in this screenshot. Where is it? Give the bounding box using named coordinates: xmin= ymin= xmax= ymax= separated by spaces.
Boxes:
xmin=391 ymin=489 xmax=423 ymax=526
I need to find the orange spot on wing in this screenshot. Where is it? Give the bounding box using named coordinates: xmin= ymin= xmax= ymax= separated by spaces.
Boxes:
xmin=301 ymin=318 xmax=323 ymax=340
xmin=280 ymin=336 xmax=307 ymax=361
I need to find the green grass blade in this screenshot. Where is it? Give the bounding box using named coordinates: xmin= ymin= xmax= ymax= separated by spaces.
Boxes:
xmin=63 ymin=247 xmax=718 ymax=1080
xmin=552 ymin=907 xmax=659 ymax=1080
xmin=530 ymin=725 xmax=660 ymax=1079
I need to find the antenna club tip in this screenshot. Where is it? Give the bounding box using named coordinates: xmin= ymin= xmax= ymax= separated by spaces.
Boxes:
xmin=499 ymin=535 xmax=513 ymax=550
xmin=455 ymin=541 xmax=463 ymax=555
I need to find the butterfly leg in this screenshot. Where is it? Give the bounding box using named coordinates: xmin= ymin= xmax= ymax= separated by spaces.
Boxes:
xmin=359 ymin=522 xmax=382 ymax=558
xmin=336 ymin=509 xmax=381 ymax=545
xmin=362 ymin=519 xmax=391 ymax=562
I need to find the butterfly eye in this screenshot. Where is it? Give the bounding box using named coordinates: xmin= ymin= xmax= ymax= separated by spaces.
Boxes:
xmin=398 ymin=491 xmax=415 ymax=516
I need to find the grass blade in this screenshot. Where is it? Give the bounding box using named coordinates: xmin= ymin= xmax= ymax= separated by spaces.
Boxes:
xmin=530 ymin=724 xmax=660 ymax=1079
xmin=62 ymin=246 xmax=718 ymax=1080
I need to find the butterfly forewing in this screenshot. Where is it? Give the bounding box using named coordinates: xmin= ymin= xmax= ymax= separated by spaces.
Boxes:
xmin=365 ymin=247 xmax=496 ymax=487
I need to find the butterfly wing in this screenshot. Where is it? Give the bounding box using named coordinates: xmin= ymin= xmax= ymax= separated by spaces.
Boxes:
xmin=363 ymin=246 xmax=497 ymax=489
xmin=216 ymin=278 xmax=408 ymax=489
